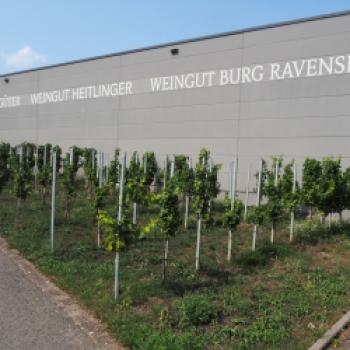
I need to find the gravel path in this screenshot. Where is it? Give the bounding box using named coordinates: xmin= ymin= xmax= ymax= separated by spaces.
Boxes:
xmin=0 ymin=238 xmax=123 ymax=350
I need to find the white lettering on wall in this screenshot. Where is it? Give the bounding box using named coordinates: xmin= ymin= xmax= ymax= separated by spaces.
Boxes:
xmin=1 ymin=53 xmax=350 ymax=109
xmin=0 ymin=95 xmax=21 ymax=109
xmin=150 ymin=71 xmax=216 ymax=92
xmin=28 ymin=82 xmax=133 ymax=106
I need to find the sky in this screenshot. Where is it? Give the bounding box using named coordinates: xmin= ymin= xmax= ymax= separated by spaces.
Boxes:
xmin=0 ymin=0 xmax=349 ymax=74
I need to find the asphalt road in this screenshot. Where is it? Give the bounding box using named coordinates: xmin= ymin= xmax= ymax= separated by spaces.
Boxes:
xmin=0 ymin=246 xmax=102 ymax=350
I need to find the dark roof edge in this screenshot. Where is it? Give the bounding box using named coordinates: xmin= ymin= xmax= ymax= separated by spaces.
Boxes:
xmin=1 ymin=9 xmax=350 ymax=78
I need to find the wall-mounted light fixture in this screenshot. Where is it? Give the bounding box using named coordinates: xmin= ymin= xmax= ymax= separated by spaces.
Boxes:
xmin=170 ymin=48 xmax=179 ymax=56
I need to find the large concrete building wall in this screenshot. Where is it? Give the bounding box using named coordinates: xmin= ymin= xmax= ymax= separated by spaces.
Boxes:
xmin=1 ymin=11 xmax=350 ymax=191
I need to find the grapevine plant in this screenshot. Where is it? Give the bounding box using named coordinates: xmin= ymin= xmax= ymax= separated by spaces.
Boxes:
xmin=302 ymin=158 xmax=322 ymax=220
xmin=0 ymin=142 xmax=11 ymax=194
xmin=223 ymin=194 xmax=243 ymax=261
xmin=98 ymin=209 xmax=136 ymax=300
xmin=37 ymin=143 xmax=56 ymax=204
xmin=317 ymin=158 xmax=346 ymax=226
xmin=7 ymin=139 xmax=350 ymax=301
xmin=174 ymin=155 xmax=194 ymax=229
xmin=142 ymin=176 xmax=181 ymax=281
xmin=62 ymin=146 xmax=83 ymax=219
xmin=10 ymin=142 xmax=35 ymax=226
xmin=141 ymin=151 xmax=158 ymax=191
xmin=93 ymin=184 xmax=109 ymax=246
xmin=281 ymin=161 xmax=299 ymax=240
xmin=158 ymin=177 xmax=181 ymax=281
xmin=83 ymin=148 xmax=98 ymax=195
xmin=262 ymin=157 xmax=284 ymax=244
xmin=207 ymin=158 xmax=221 ymax=225
xmin=343 ymin=167 xmax=350 ymax=220
xmin=108 ymin=148 xmax=120 ymax=195
xmin=98 ymin=151 xmax=136 ymax=301
xmin=126 ymin=152 xmax=148 ymax=224
xmin=192 ymin=148 xmax=220 ymax=271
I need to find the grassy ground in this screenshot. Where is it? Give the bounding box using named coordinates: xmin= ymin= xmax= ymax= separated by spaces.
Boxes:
xmin=1 ymin=183 xmax=350 ymax=350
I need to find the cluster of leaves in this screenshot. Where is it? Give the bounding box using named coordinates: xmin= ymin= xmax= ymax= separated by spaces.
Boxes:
xmin=248 ymin=206 xmax=266 ymax=225
xmin=140 ymin=176 xmax=182 ymax=280
xmin=98 ymin=209 xmax=136 ymax=252
xmin=37 ymin=143 xmax=61 ymax=202
xmin=108 ymin=148 xmax=120 ymax=192
xmin=248 ymin=158 xmax=300 ymax=227
xmin=0 ymin=142 xmax=11 ymax=194
xmin=93 ymin=186 xmax=109 ymax=217
xmin=156 ymin=178 xmax=181 ymax=240
xmin=62 ymin=146 xmax=84 ymax=217
xmin=174 ymin=294 xmax=219 ymax=327
xmin=192 ymin=148 xmax=221 ymax=219
xmin=90 ymin=149 xmax=161 ymax=254
xmin=141 ymin=151 xmax=158 ymax=189
xmin=302 ymin=158 xmax=322 ymax=216
xmin=236 ymin=242 xmax=291 ymax=267
xmin=302 ymin=158 xmax=347 ymax=219
xmin=281 ymin=161 xmax=299 ymax=212
xmin=223 ymin=195 xmax=244 ymax=230
xmin=82 ymin=147 xmax=98 ymax=194
xmin=246 ymin=156 xmax=350 ymax=242
xmin=10 ymin=142 xmax=36 ymax=201
xmin=173 ymin=155 xmax=194 ymax=197
xmin=262 ymin=158 xmax=284 ymax=227
xmin=126 ymin=152 xmax=149 ymax=207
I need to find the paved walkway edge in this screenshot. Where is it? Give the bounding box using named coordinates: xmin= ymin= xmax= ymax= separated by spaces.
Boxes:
xmin=308 ymin=310 xmax=350 ymax=350
xmin=0 ymin=236 xmax=126 ymax=350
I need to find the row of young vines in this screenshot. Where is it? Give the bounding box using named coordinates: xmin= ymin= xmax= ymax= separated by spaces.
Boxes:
xmin=0 ymin=141 xmax=349 ymax=300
